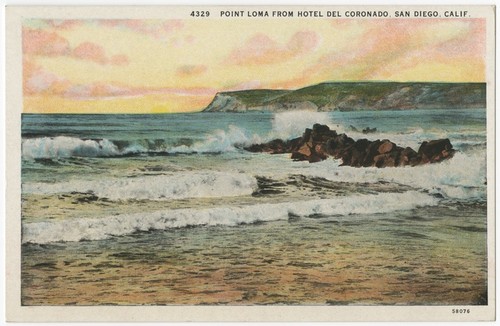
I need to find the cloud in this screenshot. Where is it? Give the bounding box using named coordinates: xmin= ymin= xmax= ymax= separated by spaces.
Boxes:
xmin=23 ymin=27 xmax=130 ymax=66
xmin=25 ymin=70 xmax=63 ymax=93
xmin=24 ymin=19 xmax=84 ymax=30
xmin=64 ymin=82 xmax=133 ymax=99
xmin=23 ymin=61 xmax=72 ymax=96
xmin=46 ymin=19 xmax=83 ymax=30
xmin=23 ymin=28 xmax=71 ymax=56
xmin=72 ymin=42 xmax=108 ymax=65
xmin=23 ymin=57 xmax=214 ymax=99
xmin=109 ymin=54 xmax=130 ymax=66
xmin=423 ymin=19 xmax=485 ymax=59
xmin=23 ymin=58 xmax=39 ymax=84
xmin=303 ymin=19 xmax=485 ymax=82
xmin=70 ymin=42 xmax=130 ymax=66
xmin=176 ymin=65 xmax=207 ymax=77
xmin=61 ymin=82 xmax=216 ymax=100
xmin=287 ymin=31 xmax=320 ymax=56
xmin=99 ymin=19 xmax=184 ymax=39
xmin=228 ymin=31 xmax=319 ymax=65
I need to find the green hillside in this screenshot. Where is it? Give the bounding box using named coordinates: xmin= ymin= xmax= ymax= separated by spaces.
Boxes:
xmin=202 ymin=82 xmax=486 ymax=112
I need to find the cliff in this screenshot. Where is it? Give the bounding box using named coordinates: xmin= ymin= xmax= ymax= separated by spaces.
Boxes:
xmin=202 ymin=82 xmax=486 ymax=112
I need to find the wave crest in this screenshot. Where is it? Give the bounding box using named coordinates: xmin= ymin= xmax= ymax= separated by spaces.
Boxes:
xmin=22 ymin=136 xmax=121 ymax=159
xmin=22 ymin=191 xmax=438 ymax=244
xmin=23 ymin=171 xmax=258 ymax=201
xmin=270 ymin=110 xmax=335 ymax=139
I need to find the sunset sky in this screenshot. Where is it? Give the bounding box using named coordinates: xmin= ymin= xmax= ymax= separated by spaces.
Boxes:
xmin=23 ymin=18 xmax=486 ymax=113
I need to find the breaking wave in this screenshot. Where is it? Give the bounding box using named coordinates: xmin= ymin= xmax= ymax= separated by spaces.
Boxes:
xmin=295 ymin=151 xmax=486 ymax=201
xmin=21 ymin=126 xmax=263 ymax=160
xmin=23 ymin=171 xmax=258 ymax=201
xmin=269 ymin=110 xmax=336 ymax=140
xmin=21 ymin=111 xmax=337 ymax=160
xmin=22 ymin=191 xmax=438 ymax=244
xmin=22 ymin=110 xmax=484 ymax=160
xmin=22 ymin=136 xmax=121 ymax=159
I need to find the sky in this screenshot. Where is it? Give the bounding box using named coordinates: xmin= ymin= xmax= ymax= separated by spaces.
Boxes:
xmin=22 ymin=18 xmax=486 ymax=113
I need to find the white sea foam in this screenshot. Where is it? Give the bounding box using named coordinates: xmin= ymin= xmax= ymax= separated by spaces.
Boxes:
xmin=23 ymin=171 xmax=258 ymax=201
xmin=293 ymin=151 xmax=486 ymax=200
xmin=22 ymin=136 xmax=122 ymax=159
xmin=22 ymin=191 xmax=438 ymax=244
xmin=269 ymin=110 xmax=337 ymax=140
xmin=170 ymin=111 xmax=340 ymax=153
xmin=21 ymin=126 xmax=264 ymax=160
xmin=175 ymin=111 xmax=339 ymax=152
xmin=170 ymin=125 xmax=262 ymax=153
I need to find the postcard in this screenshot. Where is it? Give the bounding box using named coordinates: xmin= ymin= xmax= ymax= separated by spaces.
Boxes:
xmin=5 ymin=5 xmax=496 ymax=322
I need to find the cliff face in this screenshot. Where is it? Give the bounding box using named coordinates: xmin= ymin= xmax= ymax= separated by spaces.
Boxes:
xmin=202 ymin=82 xmax=486 ymax=112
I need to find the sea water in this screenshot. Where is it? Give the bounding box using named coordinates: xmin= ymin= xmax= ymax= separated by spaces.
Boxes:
xmin=21 ymin=109 xmax=488 ymax=305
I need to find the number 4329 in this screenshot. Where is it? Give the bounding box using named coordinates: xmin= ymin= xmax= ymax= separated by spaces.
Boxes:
xmin=191 ymin=11 xmax=210 ymax=17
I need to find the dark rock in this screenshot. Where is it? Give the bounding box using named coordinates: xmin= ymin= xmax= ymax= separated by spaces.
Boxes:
xmin=362 ymin=127 xmax=377 ymax=134
xmin=244 ymin=138 xmax=299 ymax=154
xmin=418 ymin=139 xmax=455 ymax=163
xmin=399 ymin=147 xmax=419 ymax=166
xmin=312 ymin=123 xmax=332 ymax=135
xmin=378 ymin=140 xmax=394 ymax=154
xmin=297 ymin=143 xmax=312 ymax=157
xmin=340 ymin=139 xmax=371 ymax=167
xmin=325 ymin=133 xmax=355 ymax=156
xmin=243 ymin=124 xmax=455 ymax=168
xmin=373 ymin=152 xmax=398 ymax=168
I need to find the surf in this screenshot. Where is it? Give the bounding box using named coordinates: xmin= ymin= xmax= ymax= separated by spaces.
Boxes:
xmin=22 ymin=190 xmax=439 ymax=244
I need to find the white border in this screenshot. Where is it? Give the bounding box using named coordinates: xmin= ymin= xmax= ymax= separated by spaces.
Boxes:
xmin=3 ymin=3 xmax=497 ymax=323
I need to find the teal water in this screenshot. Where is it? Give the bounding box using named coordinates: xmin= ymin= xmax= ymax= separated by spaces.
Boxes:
xmin=20 ymin=109 xmax=488 ymax=305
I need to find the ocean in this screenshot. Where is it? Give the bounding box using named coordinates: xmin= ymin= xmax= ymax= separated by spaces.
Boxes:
xmin=21 ymin=109 xmax=488 ymax=305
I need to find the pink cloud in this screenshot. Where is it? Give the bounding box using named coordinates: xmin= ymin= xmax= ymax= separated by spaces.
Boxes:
xmin=307 ymin=19 xmax=485 ymax=81
xmin=60 ymin=82 xmax=217 ymax=100
xmin=23 ymin=24 xmax=129 ymax=66
xmin=99 ymin=19 xmax=184 ymax=39
xmin=287 ymin=31 xmax=320 ymax=55
xmin=64 ymin=83 xmax=133 ymax=99
xmin=110 ymin=54 xmax=129 ymax=66
xmin=229 ymin=31 xmax=320 ymax=65
xmin=46 ymin=19 xmax=83 ymax=30
xmin=25 ymin=70 xmax=62 ymax=93
xmin=63 ymin=84 xmax=93 ymax=99
xmin=72 ymin=42 xmax=108 ymax=65
xmin=70 ymin=42 xmax=129 ymax=66
xmin=22 ymin=58 xmax=215 ymax=99
xmin=22 ymin=65 xmax=219 ymax=101
xmin=23 ymin=61 xmax=72 ymax=96
xmin=23 ymin=28 xmax=70 ymax=56
xmin=71 ymin=42 xmax=131 ymax=66
xmin=429 ymin=19 xmax=486 ymax=59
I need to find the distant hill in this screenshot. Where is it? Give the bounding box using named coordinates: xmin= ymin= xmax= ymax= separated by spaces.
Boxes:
xmin=202 ymin=82 xmax=486 ymax=112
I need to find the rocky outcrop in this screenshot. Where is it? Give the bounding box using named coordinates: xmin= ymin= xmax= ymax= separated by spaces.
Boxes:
xmin=244 ymin=124 xmax=455 ymax=168
xmin=203 ymin=82 xmax=486 ymax=112
xmin=245 ymin=139 xmax=297 ymax=154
